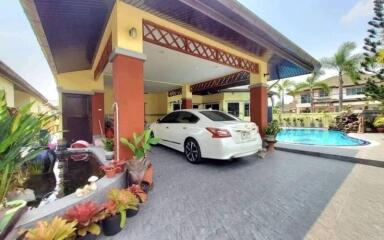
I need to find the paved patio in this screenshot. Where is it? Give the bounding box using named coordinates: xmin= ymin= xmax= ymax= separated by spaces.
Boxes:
xmin=100 ymin=146 xmax=384 ymax=240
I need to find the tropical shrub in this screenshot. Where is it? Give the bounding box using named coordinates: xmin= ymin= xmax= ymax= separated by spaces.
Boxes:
xmin=102 ymin=138 xmax=114 ymax=152
xmin=64 ymin=201 xmax=104 ymax=237
xmin=0 ymin=90 xmax=53 ymax=207
xmin=373 ymin=115 xmax=384 ymax=127
xmin=120 ymin=129 xmax=160 ymax=160
xmin=107 ymin=188 xmax=139 ymax=228
xmin=25 ymin=216 xmax=77 ymax=240
xmin=265 ymin=120 xmax=282 ymax=136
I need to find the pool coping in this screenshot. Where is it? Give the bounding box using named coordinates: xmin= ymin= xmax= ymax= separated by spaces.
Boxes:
xmin=15 ymin=147 xmax=126 ymax=231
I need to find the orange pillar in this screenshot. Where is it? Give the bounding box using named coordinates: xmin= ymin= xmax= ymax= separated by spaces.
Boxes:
xmin=250 ymin=84 xmax=268 ymax=137
xmin=182 ymin=98 xmax=192 ymax=109
xmin=112 ymin=52 xmax=145 ymax=161
xmin=91 ymin=92 xmax=105 ymax=136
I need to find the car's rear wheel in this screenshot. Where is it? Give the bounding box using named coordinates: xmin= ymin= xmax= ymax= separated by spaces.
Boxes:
xmin=184 ymin=138 xmax=202 ymax=164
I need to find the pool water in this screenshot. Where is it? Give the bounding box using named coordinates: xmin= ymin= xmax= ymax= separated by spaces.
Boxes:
xmin=25 ymin=152 xmax=104 ymax=208
xmin=276 ymin=128 xmax=369 ymax=146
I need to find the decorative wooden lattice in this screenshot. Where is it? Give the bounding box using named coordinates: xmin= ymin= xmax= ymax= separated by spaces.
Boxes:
xmin=94 ymin=35 xmax=112 ymax=80
xmin=143 ymin=20 xmax=259 ymax=73
xmin=168 ymin=87 xmax=182 ymax=97
xmin=191 ymin=71 xmax=250 ymax=93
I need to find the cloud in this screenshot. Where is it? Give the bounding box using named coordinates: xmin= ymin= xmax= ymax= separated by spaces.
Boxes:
xmin=341 ymin=0 xmax=374 ymax=24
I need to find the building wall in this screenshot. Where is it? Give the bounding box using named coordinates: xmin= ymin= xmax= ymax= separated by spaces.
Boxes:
xmin=0 ymin=75 xmax=15 ymax=107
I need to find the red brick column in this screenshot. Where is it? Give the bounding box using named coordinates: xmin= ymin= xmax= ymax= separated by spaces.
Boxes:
xmin=91 ymin=92 xmax=105 ymax=136
xmin=112 ymin=53 xmax=145 ymax=161
xmin=181 ymin=98 xmax=192 ymax=109
xmin=250 ymin=84 xmax=268 ymax=137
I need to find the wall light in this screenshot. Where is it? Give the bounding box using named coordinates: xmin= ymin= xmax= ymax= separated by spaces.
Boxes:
xmin=129 ymin=27 xmax=138 ymax=38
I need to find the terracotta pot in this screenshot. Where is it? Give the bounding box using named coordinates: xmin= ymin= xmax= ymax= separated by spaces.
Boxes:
xmin=142 ymin=165 xmax=153 ymax=186
xmin=267 ymin=142 xmax=275 ymax=152
xmin=377 ymin=127 xmax=384 ymax=133
xmin=102 ymin=166 xmax=118 ymax=178
xmin=111 ymin=160 xmax=126 ymax=173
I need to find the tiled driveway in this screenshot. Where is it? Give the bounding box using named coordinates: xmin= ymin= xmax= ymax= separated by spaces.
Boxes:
xmin=103 ymin=146 xmax=384 ymax=240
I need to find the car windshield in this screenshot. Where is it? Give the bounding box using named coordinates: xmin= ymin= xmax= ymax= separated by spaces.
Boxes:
xmin=199 ymin=111 xmax=237 ymax=121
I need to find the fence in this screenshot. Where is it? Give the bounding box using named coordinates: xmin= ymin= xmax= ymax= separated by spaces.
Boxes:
xmin=273 ymin=113 xmax=339 ymax=128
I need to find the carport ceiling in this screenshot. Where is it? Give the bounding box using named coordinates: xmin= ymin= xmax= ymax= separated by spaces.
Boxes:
xmin=104 ymin=42 xmax=239 ymax=92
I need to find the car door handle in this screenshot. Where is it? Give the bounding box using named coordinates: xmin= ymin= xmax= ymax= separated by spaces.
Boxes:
xmin=166 ymin=126 xmax=169 ymax=129
xmin=182 ymin=127 xmax=187 ymax=130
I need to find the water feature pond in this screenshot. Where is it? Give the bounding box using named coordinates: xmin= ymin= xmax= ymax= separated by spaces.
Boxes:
xmin=24 ymin=152 xmax=104 ymax=208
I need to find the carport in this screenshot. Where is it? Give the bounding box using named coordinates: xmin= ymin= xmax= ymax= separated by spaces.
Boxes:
xmin=21 ymin=0 xmax=319 ymax=160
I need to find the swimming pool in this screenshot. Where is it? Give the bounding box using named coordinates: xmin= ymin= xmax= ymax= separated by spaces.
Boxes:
xmin=276 ymin=128 xmax=369 ymax=146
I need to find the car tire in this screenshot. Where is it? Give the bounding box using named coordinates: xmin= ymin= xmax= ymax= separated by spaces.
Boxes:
xmin=184 ymin=138 xmax=202 ymax=164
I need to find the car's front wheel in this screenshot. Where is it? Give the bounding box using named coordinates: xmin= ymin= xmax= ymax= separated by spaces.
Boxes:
xmin=184 ymin=138 xmax=202 ymax=164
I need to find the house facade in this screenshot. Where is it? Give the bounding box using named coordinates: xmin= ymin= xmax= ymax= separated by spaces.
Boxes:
xmin=295 ymin=75 xmax=381 ymax=113
xmin=21 ymin=0 xmax=319 ymax=159
xmin=0 ymin=60 xmax=55 ymax=114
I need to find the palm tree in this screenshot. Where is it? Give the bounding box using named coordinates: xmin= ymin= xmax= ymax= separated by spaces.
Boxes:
xmin=273 ymin=79 xmax=293 ymax=113
xmin=321 ymin=42 xmax=362 ymax=112
xmin=295 ymin=70 xmax=329 ymax=112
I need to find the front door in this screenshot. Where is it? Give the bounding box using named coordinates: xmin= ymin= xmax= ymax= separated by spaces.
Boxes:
xmin=62 ymin=93 xmax=92 ymax=145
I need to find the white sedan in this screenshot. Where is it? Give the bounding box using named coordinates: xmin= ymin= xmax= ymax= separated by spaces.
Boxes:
xmin=150 ymin=109 xmax=262 ymax=163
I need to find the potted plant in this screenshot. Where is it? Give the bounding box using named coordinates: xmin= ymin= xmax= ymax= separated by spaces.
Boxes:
xmin=0 ymin=90 xmax=53 ymax=237
xmin=107 ymin=188 xmax=139 ymax=229
xmin=102 ymin=138 xmax=114 ymax=160
xmin=24 ymin=216 xmax=77 ymax=240
xmin=100 ymin=200 xmax=121 ymax=236
xmin=64 ymin=201 xmax=104 ymax=240
xmin=264 ymin=120 xmax=282 ymax=151
xmin=100 ymin=164 xmax=121 ymax=178
xmin=373 ymin=115 xmax=384 ymax=133
xmin=120 ymin=129 xmax=160 ymax=184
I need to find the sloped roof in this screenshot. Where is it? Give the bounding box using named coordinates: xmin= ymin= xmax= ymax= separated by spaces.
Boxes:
xmin=21 ymin=0 xmax=319 ymax=80
xmin=0 ymin=60 xmax=49 ymax=104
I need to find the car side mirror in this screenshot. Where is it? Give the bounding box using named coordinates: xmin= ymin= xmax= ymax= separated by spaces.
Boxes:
xmin=157 ymin=118 xmax=161 ymax=123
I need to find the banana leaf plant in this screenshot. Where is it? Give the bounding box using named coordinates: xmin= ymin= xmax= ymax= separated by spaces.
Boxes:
xmin=120 ymin=130 xmax=160 ymax=184
xmin=0 ymin=90 xmax=53 ymax=208
xmin=120 ymin=129 xmax=160 ymax=160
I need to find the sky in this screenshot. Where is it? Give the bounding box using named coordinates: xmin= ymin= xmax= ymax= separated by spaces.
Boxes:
xmin=0 ymin=0 xmax=374 ymax=104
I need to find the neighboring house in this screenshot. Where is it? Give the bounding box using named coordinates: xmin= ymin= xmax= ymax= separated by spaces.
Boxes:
xmin=294 ymin=75 xmax=381 ymax=113
xmin=0 ymin=60 xmax=56 ymax=114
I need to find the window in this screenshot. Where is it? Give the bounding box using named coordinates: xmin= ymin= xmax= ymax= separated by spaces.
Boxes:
xmin=173 ymin=103 xmax=181 ymax=111
xmin=227 ymin=102 xmax=239 ymax=117
xmin=176 ymin=111 xmax=199 ymax=123
xmin=301 ymin=94 xmax=310 ymax=103
xmin=318 ymin=89 xmax=329 ymax=97
xmin=244 ymin=103 xmax=250 ymax=117
xmin=200 ymin=111 xmax=237 ymax=121
xmin=160 ymin=112 xmax=180 ymax=123
xmin=205 ymin=103 xmax=219 ymax=110
xmin=193 ymin=104 xmax=199 ymax=109
xmin=346 ymin=87 xmax=365 ymax=96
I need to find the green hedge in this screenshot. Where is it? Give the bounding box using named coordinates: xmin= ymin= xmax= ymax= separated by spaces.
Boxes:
xmin=273 ymin=113 xmax=339 ymax=128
